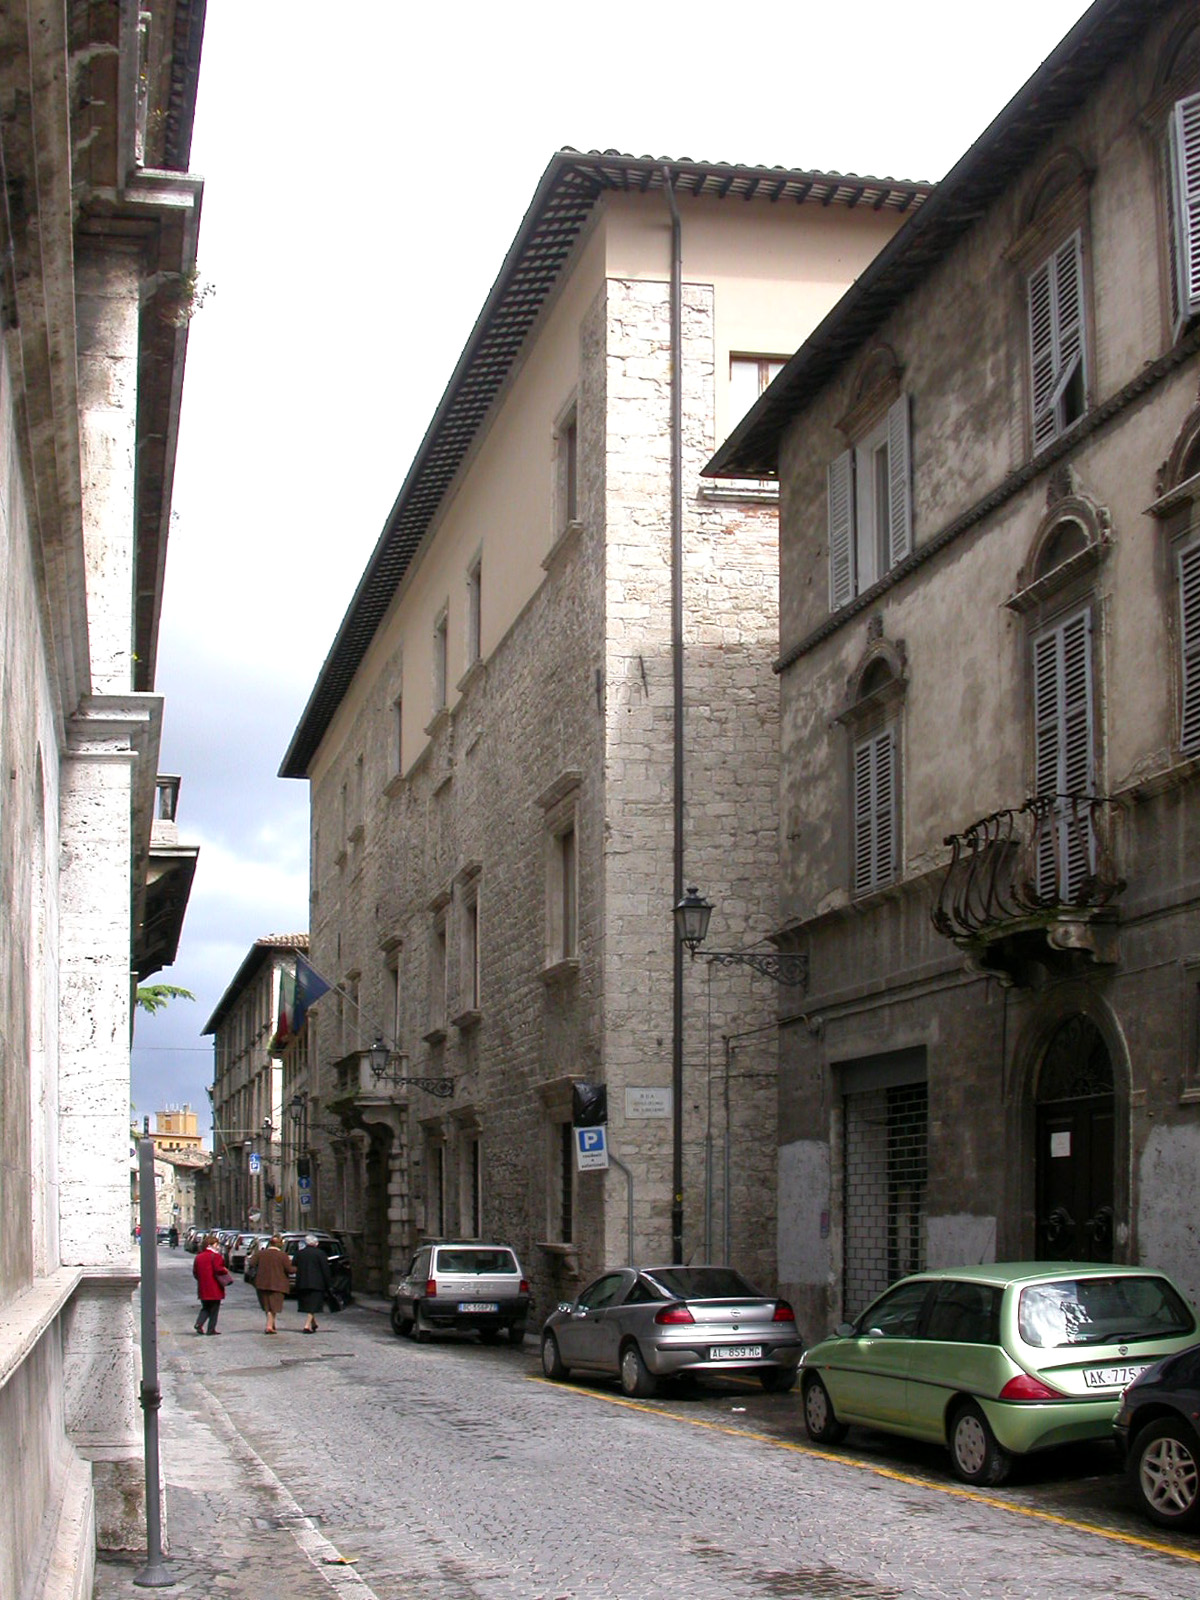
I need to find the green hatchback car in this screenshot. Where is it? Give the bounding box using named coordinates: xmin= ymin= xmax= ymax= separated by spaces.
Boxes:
xmin=800 ymin=1263 xmax=1197 ymax=1485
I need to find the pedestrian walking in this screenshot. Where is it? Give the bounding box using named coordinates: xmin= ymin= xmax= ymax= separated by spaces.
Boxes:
xmin=168 ymin=1224 xmax=179 ymax=1249
xmin=192 ymin=1232 xmax=231 ymax=1335
xmin=254 ymin=1233 xmax=296 ymax=1334
xmin=295 ymin=1234 xmax=332 ymax=1334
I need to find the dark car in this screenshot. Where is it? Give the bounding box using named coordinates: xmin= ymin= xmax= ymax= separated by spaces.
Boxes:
xmin=278 ymin=1230 xmax=353 ymax=1305
xmin=391 ymin=1243 xmax=530 ymax=1344
xmin=1115 ymin=1342 xmax=1200 ymax=1528
xmin=542 ymin=1265 xmax=802 ymax=1396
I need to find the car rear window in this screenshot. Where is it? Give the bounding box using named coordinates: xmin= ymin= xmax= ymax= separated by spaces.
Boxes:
xmin=645 ymin=1267 xmax=761 ymax=1300
xmin=1018 ymin=1275 xmax=1195 ymax=1348
xmin=435 ymin=1249 xmax=517 ymax=1274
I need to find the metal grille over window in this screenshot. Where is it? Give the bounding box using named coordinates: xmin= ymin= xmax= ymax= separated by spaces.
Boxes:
xmin=844 ymin=1081 xmax=928 ymax=1316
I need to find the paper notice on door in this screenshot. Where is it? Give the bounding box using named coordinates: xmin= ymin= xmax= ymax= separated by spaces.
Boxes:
xmin=1051 ymin=1131 xmax=1072 ymax=1158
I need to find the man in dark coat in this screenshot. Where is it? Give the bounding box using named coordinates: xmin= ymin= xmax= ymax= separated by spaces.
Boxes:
xmin=295 ymin=1234 xmax=332 ymax=1333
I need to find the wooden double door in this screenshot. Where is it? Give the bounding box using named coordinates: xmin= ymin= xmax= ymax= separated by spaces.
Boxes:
xmin=1034 ymin=1015 xmax=1115 ymax=1263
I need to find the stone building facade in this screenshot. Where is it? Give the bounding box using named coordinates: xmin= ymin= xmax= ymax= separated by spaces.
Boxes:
xmin=281 ymin=152 xmax=926 ymax=1310
xmin=204 ymin=938 xmax=306 ymax=1232
xmin=0 ymin=4 xmax=203 ymax=1593
xmin=709 ymin=0 xmax=1200 ymax=1336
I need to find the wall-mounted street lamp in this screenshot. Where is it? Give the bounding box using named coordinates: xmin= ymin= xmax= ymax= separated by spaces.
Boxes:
xmin=673 ymin=887 xmax=807 ymax=987
xmin=367 ymin=1038 xmax=455 ymax=1099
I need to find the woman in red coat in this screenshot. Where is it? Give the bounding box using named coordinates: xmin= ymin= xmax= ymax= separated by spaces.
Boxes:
xmin=192 ymin=1234 xmax=230 ymax=1335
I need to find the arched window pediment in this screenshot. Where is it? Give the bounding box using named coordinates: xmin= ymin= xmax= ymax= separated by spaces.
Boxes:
xmin=1006 ymin=491 xmax=1112 ymax=615
xmin=835 ymin=632 xmax=907 ymax=730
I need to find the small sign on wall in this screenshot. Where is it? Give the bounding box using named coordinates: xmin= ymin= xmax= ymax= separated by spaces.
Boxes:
xmin=1051 ymin=1131 xmax=1072 ymax=1159
xmin=626 ymin=1087 xmax=671 ymax=1119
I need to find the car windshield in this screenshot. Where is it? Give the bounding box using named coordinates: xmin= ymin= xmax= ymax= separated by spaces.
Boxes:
xmin=1018 ymin=1276 xmax=1195 ymax=1348
xmin=436 ymin=1249 xmax=516 ymax=1274
xmin=644 ymin=1267 xmax=761 ymax=1300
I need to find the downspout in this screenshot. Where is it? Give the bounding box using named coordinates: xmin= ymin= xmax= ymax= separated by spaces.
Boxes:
xmin=663 ymin=165 xmax=685 ymax=1265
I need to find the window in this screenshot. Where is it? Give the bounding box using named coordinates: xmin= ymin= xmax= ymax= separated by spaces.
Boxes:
xmin=555 ymin=825 xmax=577 ymax=960
xmin=460 ymin=887 xmax=480 ymax=1013
xmin=555 ymin=404 xmax=579 ymax=534
xmin=466 ymin=555 xmax=482 ymax=671
xmin=433 ymin=607 xmax=448 ymax=713
xmin=391 ymin=691 xmax=403 ymax=780
xmin=556 ymin=1121 xmax=574 ymax=1243
xmin=730 ymin=354 xmax=786 ymax=425
xmin=462 ymin=1136 xmax=481 ymax=1237
xmin=539 ymin=773 xmax=581 ymax=971
xmin=852 ymin=727 xmax=897 ymax=896
xmin=386 ymin=947 xmax=402 ymax=1045
xmin=1178 ymin=533 xmax=1200 ymax=751
xmin=427 ymin=1139 xmax=445 ymax=1237
xmin=1166 ymin=90 xmax=1200 ymax=335
xmin=430 ymin=909 xmax=448 ymax=1033
xmin=1032 ymin=606 xmax=1095 ymax=898
xmin=828 ymin=395 xmax=912 ymax=610
xmin=1028 ymin=232 xmax=1086 ymax=452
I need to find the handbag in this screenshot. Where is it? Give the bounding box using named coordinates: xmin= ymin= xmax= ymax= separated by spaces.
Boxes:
xmin=324 ymin=1289 xmax=342 ymax=1313
xmin=216 ymin=1267 xmax=233 ymax=1287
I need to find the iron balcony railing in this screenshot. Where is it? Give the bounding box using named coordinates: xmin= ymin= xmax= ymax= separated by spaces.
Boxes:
xmin=932 ymin=794 xmax=1124 ymax=942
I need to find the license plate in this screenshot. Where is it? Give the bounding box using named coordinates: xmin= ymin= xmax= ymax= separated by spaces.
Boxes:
xmin=1082 ymin=1363 xmax=1148 ymax=1389
xmin=458 ymin=1301 xmax=500 ymax=1313
xmin=709 ymin=1344 xmax=762 ymax=1361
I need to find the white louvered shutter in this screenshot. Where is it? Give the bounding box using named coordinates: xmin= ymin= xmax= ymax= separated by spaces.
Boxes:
xmin=1169 ymin=92 xmax=1200 ymax=334
xmin=1029 ymin=233 xmax=1084 ymax=451
xmin=1033 ymin=609 xmax=1094 ymax=899
xmin=887 ymin=393 xmax=912 ymax=568
xmin=853 ymin=729 xmax=896 ymax=896
xmin=828 ymin=450 xmax=854 ymax=611
xmin=1178 ymin=541 xmax=1200 ymax=750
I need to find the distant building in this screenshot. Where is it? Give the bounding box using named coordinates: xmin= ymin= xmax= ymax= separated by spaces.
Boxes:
xmin=204 ymin=938 xmax=308 ymax=1230
xmin=0 ymin=1 xmax=204 ymax=1588
xmin=281 ymin=150 xmax=928 ymax=1304
xmin=153 ymin=1104 xmax=204 ymax=1154
xmin=710 ymin=0 xmax=1200 ymax=1333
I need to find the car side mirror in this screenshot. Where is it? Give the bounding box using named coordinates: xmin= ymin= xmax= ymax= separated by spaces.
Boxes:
xmin=835 ymin=1322 xmax=855 ymax=1338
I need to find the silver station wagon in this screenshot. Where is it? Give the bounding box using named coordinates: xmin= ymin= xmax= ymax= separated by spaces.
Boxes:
xmin=541 ymin=1265 xmax=803 ymax=1396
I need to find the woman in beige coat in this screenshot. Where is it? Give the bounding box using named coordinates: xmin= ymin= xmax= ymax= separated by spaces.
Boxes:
xmin=254 ymin=1235 xmax=296 ymax=1333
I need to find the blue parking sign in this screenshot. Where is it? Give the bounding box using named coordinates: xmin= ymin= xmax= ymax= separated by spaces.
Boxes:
xmin=575 ymin=1125 xmax=608 ymax=1171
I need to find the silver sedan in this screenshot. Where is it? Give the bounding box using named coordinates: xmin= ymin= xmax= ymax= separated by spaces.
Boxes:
xmin=540 ymin=1265 xmax=803 ymax=1397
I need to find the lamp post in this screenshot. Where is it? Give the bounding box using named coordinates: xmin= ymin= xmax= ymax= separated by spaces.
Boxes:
xmin=366 ymin=1038 xmax=455 ymax=1098
xmin=671 ymin=888 xmax=807 ymax=1266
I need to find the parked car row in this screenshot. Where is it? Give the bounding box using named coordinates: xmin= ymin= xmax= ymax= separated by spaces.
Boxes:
xmin=388 ymin=1246 xmax=1200 ymax=1533
xmin=180 ymin=1226 xmax=354 ymax=1304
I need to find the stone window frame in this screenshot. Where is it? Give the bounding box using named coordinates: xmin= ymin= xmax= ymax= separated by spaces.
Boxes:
xmin=431 ymin=603 xmax=449 ymax=721
xmin=421 ymin=1119 xmax=447 ymax=1238
xmin=379 ymin=932 xmax=403 ymax=1051
xmin=538 ymin=772 xmax=581 ymax=981
xmin=835 ymin=632 xmax=906 ymax=899
xmin=423 ymin=887 xmax=451 ymax=1044
xmin=460 ymin=548 xmax=484 ymax=689
xmin=827 ymin=345 xmax=913 ymax=612
xmin=1005 ymin=149 xmax=1095 ymax=460
xmin=452 ymin=1106 xmax=483 ymax=1237
xmin=452 ymin=863 xmax=482 ymax=1028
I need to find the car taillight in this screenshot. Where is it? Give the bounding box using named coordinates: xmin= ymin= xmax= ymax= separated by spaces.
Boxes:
xmin=773 ymin=1301 xmax=796 ymax=1323
xmin=425 ymin=1278 xmax=437 ymax=1297
xmin=655 ymin=1304 xmax=695 ymax=1325
xmin=999 ymin=1373 xmax=1065 ymax=1401
xmin=519 ymin=1279 xmax=530 ymax=1295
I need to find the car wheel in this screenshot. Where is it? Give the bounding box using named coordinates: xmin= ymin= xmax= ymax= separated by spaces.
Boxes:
xmin=413 ymin=1304 xmax=432 ymax=1344
xmin=949 ymin=1401 xmax=1012 ymax=1486
xmin=1131 ymin=1418 xmax=1200 ymax=1528
xmin=389 ymin=1300 xmax=406 ymax=1337
xmin=619 ymin=1342 xmax=658 ymax=1398
xmin=542 ymin=1332 xmax=569 ymax=1380
xmin=507 ymin=1324 xmax=526 ymax=1348
xmin=760 ymin=1368 xmax=799 ymax=1394
xmin=802 ymin=1376 xmax=848 ymax=1443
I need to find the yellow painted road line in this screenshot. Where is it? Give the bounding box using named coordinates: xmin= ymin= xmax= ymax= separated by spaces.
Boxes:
xmin=529 ymin=1375 xmax=1200 ymax=1566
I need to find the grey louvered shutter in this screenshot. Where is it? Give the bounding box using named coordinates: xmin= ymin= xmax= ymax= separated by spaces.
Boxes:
xmin=1033 ymin=609 xmax=1094 ymax=899
xmin=1179 ymin=540 xmax=1200 ymax=750
xmin=887 ymin=393 xmax=912 ymax=567
xmin=1029 ymin=233 xmax=1084 ymax=451
xmin=1169 ymin=92 xmax=1200 ymax=333
xmin=853 ymin=728 xmax=896 ymax=896
xmin=828 ymin=449 xmax=854 ymax=611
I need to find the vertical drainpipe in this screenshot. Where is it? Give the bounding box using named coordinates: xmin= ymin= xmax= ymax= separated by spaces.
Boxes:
xmin=663 ymin=166 xmax=685 ymax=1265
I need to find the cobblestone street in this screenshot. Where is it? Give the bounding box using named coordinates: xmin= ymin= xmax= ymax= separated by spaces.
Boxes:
xmin=95 ymin=1255 xmax=1200 ymax=1600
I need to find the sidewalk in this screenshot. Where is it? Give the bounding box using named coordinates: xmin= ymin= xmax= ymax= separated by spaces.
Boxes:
xmin=92 ymin=1294 xmax=393 ymax=1600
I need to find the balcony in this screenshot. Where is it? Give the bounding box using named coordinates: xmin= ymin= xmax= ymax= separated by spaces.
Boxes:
xmin=931 ymin=794 xmax=1125 ymax=986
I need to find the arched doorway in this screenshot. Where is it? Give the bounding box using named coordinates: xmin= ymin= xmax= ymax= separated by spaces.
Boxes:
xmin=1034 ymin=1015 xmax=1115 ymax=1261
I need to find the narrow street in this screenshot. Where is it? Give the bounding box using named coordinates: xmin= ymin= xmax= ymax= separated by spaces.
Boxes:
xmin=96 ymin=1254 xmax=1200 ymax=1600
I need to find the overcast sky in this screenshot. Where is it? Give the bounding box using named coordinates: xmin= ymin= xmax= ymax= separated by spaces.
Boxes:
xmin=129 ymin=0 xmax=1096 ymax=1135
